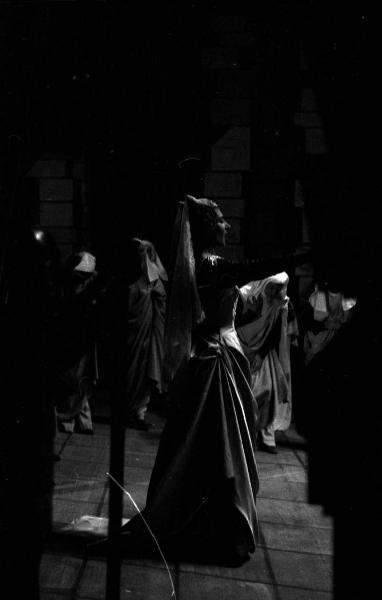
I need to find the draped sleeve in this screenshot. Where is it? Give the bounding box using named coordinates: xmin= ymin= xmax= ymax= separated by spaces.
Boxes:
xmin=197 ymin=254 xmax=294 ymax=289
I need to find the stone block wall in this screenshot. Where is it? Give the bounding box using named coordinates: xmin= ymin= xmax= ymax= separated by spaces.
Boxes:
xmin=200 ymin=18 xmax=253 ymax=261
xmin=198 ymin=14 xmax=322 ymax=300
xmin=26 ymin=155 xmax=90 ymax=261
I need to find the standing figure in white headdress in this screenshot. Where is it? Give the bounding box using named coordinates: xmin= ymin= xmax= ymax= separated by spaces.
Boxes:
xmin=303 ymin=282 xmax=357 ymax=366
xmin=236 ymin=272 xmax=298 ymax=453
xmin=123 ymin=238 xmax=168 ymax=430
xmin=55 ymin=250 xmax=99 ymax=434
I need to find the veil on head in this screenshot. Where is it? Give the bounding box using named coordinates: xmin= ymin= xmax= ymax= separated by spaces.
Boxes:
xmin=240 ymin=272 xmax=289 ymax=309
xmin=137 ymin=238 xmax=168 ymax=283
xmin=162 ymin=198 xmax=204 ymax=390
xmin=129 ymin=237 xmax=168 ymax=283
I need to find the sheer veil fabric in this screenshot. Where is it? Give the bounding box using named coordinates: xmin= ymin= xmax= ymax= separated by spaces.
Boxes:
xmin=162 ymin=200 xmax=204 ymax=390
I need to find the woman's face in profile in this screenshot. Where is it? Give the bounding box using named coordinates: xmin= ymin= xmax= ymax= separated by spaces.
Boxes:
xmin=213 ymin=209 xmax=231 ymax=247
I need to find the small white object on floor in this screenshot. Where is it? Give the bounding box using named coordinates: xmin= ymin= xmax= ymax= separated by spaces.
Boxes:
xmin=59 ymin=515 xmax=129 ymax=538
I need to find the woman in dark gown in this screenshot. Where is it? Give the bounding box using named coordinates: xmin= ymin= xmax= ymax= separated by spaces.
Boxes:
xmin=119 ymin=196 xmax=297 ymax=565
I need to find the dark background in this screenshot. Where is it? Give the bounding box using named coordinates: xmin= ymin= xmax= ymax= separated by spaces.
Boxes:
xmin=0 ymin=4 xmax=375 ymax=598
xmin=0 ymin=2 xmax=370 ymax=278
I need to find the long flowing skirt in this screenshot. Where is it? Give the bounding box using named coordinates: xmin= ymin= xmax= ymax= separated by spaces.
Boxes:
xmin=121 ymin=334 xmax=260 ymax=562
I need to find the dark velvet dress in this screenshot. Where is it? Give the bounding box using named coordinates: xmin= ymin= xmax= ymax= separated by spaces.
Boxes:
xmin=121 ymin=254 xmax=288 ymax=562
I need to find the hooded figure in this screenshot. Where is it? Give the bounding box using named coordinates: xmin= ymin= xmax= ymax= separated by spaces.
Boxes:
xmin=124 ymin=238 xmax=168 ymax=430
xmin=303 ymin=284 xmax=357 ymax=365
xmin=55 ymin=250 xmax=99 ymax=434
xmin=237 ymin=272 xmax=299 ymax=453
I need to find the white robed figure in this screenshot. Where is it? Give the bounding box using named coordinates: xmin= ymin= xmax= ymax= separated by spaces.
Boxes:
xmin=303 ymin=285 xmax=357 ymax=365
xmin=237 ymin=272 xmax=298 ymax=452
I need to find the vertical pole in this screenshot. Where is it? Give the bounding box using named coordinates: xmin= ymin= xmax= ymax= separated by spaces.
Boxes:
xmin=103 ymin=1 xmax=124 ymax=594
xmin=106 ymin=357 xmax=125 ymax=599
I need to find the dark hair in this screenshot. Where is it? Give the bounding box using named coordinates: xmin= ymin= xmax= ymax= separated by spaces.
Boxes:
xmin=187 ymin=197 xmax=220 ymax=257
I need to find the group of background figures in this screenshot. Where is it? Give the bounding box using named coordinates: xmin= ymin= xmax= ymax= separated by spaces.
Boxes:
xmin=1 ymin=195 xmax=381 ymax=598
xmin=40 ymin=225 xmax=358 ymax=451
